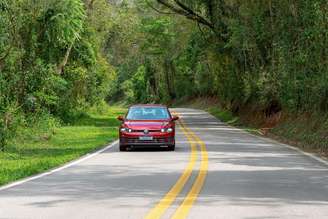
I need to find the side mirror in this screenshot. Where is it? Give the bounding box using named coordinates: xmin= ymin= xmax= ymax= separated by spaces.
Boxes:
xmin=172 ymin=116 xmax=179 ymax=121
xmin=117 ymin=116 xmax=124 ymax=121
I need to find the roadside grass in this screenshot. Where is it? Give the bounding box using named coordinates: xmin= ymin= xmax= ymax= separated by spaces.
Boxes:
xmin=207 ymin=107 xmax=239 ymax=125
xmin=271 ymin=113 xmax=328 ymax=156
xmin=207 ymin=106 xmax=260 ymax=134
xmin=0 ymin=106 xmax=126 ymax=186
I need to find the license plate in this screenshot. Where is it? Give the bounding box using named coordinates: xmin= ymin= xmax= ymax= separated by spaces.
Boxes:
xmin=139 ymin=136 xmax=153 ymax=141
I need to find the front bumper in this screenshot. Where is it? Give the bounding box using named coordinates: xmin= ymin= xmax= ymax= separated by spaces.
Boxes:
xmin=119 ymin=136 xmax=175 ymax=146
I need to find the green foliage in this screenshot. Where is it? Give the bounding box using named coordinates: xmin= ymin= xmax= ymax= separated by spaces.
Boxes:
xmin=208 ymin=107 xmax=240 ymax=126
xmin=105 ymin=3 xmax=193 ymax=103
xmin=45 ymin=0 xmax=85 ymax=46
xmin=132 ymin=65 xmax=148 ymax=102
xmin=0 ymin=0 xmax=116 ymax=150
xmin=0 ymin=104 xmax=22 ymax=151
xmin=112 ymin=0 xmax=328 ymax=115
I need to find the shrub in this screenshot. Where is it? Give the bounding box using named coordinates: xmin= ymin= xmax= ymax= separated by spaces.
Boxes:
xmin=0 ymin=104 xmax=23 ymax=151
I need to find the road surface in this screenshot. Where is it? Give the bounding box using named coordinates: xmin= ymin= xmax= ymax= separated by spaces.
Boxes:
xmin=1 ymin=108 xmax=328 ymax=219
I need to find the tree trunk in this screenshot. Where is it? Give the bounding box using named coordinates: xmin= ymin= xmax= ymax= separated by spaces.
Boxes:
xmin=164 ymin=58 xmax=176 ymax=99
xmin=57 ymin=43 xmax=73 ymax=75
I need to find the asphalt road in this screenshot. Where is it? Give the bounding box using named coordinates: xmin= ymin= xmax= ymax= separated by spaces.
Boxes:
xmin=1 ymin=108 xmax=328 ymax=219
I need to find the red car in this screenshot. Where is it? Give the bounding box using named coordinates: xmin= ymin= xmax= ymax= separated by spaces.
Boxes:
xmin=117 ymin=104 xmax=179 ymax=151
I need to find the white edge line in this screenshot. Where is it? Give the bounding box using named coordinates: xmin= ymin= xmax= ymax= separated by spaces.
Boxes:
xmin=0 ymin=139 xmax=118 ymax=191
xmin=178 ymin=108 xmax=328 ymax=167
xmin=205 ymin=112 xmax=328 ymax=166
xmin=254 ymin=135 xmax=328 ymax=166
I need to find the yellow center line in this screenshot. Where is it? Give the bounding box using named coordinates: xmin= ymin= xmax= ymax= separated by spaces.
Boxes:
xmin=144 ymin=115 xmax=198 ymax=219
xmin=171 ymin=119 xmax=209 ymax=219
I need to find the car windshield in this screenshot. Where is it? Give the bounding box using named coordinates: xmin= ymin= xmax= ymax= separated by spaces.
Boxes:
xmin=126 ymin=107 xmax=170 ymax=120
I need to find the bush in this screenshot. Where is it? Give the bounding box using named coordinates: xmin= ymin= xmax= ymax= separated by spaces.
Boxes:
xmin=17 ymin=112 xmax=61 ymax=142
xmin=0 ymin=104 xmax=23 ymax=151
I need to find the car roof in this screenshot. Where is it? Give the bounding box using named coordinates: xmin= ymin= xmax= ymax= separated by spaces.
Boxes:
xmin=130 ymin=104 xmax=167 ymax=108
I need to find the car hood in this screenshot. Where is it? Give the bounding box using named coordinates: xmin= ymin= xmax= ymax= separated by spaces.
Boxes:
xmin=124 ymin=120 xmax=170 ymax=130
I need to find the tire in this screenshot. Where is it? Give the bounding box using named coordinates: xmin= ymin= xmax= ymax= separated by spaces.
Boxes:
xmin=168 ymin=144 xmax=175 ymax=151
xmin=119 ymin=144 xmax=127 ymax=151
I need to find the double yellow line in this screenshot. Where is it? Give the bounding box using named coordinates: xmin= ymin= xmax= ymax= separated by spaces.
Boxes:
xmin=145 ymin=114 xmax=208 ymax=219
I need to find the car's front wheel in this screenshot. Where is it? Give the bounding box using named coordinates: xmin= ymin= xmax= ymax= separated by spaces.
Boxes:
xmin=119 ymin=144 xmax=127 ymax=151
xmin=168 ymin=144 xmax=175 ymax=151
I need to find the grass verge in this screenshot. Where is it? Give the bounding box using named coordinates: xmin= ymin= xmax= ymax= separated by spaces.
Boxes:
xmin=0 ymin=106 xmax=126 ymax=186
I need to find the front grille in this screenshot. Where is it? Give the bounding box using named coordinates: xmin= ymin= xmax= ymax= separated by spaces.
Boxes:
xmin=131 ymin=129 xmax=161 ymax=133
xmin=122 ymin=137 xmax=173 ymax=144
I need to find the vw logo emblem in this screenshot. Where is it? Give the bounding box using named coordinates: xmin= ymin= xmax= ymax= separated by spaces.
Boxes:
xmin=143 ymin=129 xmax=149 ymax=134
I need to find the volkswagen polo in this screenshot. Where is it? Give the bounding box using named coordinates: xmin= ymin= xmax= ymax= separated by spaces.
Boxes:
xmin=117 ymin=104 xmax=179 ymax=151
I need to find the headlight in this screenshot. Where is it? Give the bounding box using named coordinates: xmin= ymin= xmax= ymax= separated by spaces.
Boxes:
xmin=161 ymin=128 xmax=173 ymax=133
xmin=120 ymin=128 xmax=132 ymax=132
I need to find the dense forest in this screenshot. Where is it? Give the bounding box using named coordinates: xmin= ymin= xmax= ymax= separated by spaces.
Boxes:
xmin=1 ymin=0 xmax=328 ymax=151
xmin=0 ymin=0 xmax=117 ymax=150
xmin=108 ymin=0 xmax=328 ymax=112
